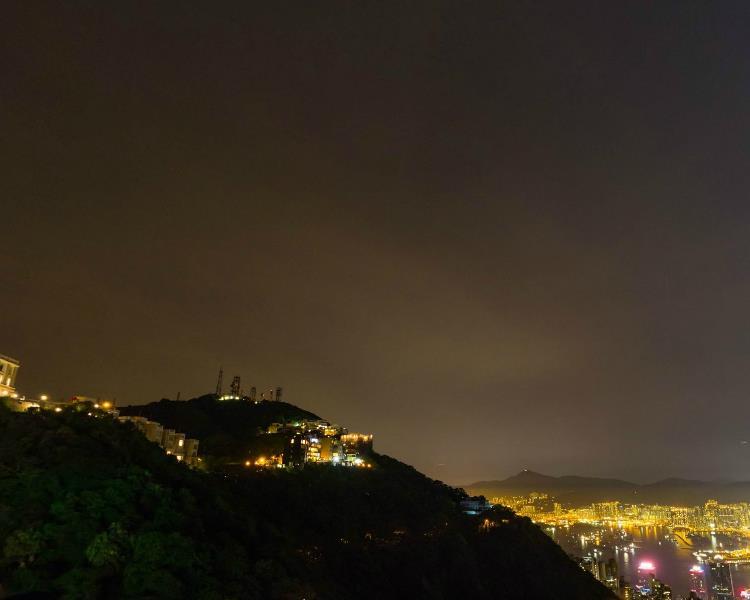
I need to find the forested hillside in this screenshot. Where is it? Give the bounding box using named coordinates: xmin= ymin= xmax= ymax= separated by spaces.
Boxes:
xmin=0 ymin=403 xmax=614 ymax=599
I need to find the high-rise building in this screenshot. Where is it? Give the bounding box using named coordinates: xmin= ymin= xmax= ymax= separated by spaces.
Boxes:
xmin=183 ymin=438 xmax=200 ymax=466
xmin=118 ymin=416 xmax=200 ymax=467
xmin=704 ymin=500 xmax=719 ymax=530
xmin=707 ymin=560 xmax=733 ymax=600
xmin=689 ymin=565 xmax=707 ymax=599
xmin=651 ymin=578 xmax=672 ymax=599
xmin=283 ymin=433 xmax=307 ymax=467
xmin=592 ymin=501 xmax=620 ymax=521
xmin=0 ymin=353 xmax=20 ymax=397
xmin=637 ymin=561 xmax=656 ymax=594
xmin=619 ymin=579 xmax=634 ymax=600
xmin=601 ymin=558 xmax=619 ymax=592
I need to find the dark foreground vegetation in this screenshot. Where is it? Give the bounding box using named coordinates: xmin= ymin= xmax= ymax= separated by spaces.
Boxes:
xmin=0 ymin=402 xmax=614 ymax=599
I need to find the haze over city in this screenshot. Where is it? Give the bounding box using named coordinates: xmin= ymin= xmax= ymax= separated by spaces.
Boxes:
xmin=5 ymin=1 xmax=750 ymax=485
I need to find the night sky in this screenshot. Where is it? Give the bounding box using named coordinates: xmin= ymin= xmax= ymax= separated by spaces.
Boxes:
xmin=4 ymin=2 xmax=750 ymax=484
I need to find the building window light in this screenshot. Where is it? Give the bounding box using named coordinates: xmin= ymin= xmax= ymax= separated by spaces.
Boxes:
xmin=178 ymin=439 xmax=184 ymax=447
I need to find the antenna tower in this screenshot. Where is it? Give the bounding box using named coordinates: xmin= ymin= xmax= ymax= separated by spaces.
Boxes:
xmin=230 ymin=376 xmax=241 ymax=397
xmin=215 ymin=367 xmax=223 ymax=396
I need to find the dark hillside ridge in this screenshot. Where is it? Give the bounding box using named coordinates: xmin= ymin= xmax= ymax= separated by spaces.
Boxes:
xmin=119 ymin=394 xmax=319 ymax=462
xmin=467 ymin=470 xmax=750 ymax=505
xmin=0 ymin=403 xmax=614 ymax=599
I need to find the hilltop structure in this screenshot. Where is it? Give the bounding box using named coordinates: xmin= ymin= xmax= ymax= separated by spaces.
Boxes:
xmin=218 ymin=386 xmax=283 ymax=402
xmin=0 ymin=353 xmax=20 ymax=397
xmin=3 ymin=392 xmax=119 ymax=415
xmin=0 ymin=352 xmax=121 ymax=416
xmin=214 ymin=367 xmax=283 ymax=403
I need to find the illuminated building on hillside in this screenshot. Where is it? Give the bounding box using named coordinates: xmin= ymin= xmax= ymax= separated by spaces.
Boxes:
xmin=183 ymin=438 xmax=199 ymax=464
xmin=304 ymin=434 xmax=323 ymax=462
xmin=0 ymin=354 xmax=20 ymax=397
xmin=68 ymin=396 xmax=118 ymax=415
xmin=164 ymin=431 xmax=186 ymax=457
xmin=267 ymin=419 xmax=346 ymax=437
xmin=283 ymin=432 xmax=307 ymax=467
xmin=119 ymin=416 xmax=200 ymax=466
xmin=281 ymin=428 xmax=372 ymax=468
xmin=247 ymin=454 xmax=282 ymax=468
xmin=319 ymin=437 xmax=343 ymax=462
xmin=341 ymin=433 xmax=373 ymax=457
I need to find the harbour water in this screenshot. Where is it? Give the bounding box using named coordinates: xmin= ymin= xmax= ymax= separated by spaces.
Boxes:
xmin=547 ymin=523 xmax=750 ymax=597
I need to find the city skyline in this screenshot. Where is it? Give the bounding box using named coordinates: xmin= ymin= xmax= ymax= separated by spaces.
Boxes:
xmin=5 ymin=2 xmax=750 ymax=484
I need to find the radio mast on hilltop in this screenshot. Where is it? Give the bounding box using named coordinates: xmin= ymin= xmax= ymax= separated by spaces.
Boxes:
xmin=230 ymin=376 xmax=241 ymax=397
xmin=215 ymin=367 xmax=223 ymax=396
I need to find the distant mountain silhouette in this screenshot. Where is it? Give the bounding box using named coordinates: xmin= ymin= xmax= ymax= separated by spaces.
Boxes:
xmin=465 ymin=471 xmax=750 ymax=505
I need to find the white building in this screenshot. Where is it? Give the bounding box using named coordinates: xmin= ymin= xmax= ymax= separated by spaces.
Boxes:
xmin=0 ymin=354 xmax=20 ymax=397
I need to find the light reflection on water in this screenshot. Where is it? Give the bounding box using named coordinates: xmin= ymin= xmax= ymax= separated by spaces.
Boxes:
xmin=548 ymin=524 xmax=750 ymax=596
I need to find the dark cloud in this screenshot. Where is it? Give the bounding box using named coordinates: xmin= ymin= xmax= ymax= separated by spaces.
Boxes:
xmin=4 ymin=1 xmax=750 ymax=483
